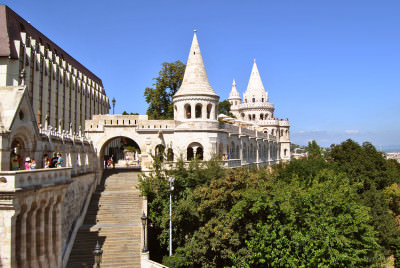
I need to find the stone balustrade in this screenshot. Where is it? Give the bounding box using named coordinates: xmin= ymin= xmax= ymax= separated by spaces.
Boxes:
xmin=279 ymin=120 xmax=290 ymax=126
xmin=240 ymin=127 xmax=256 ymax=137
xmin=0 ymin=168 xmax=72 ymax=191
xmin=239 ymin=102 xmax=274 ymax=110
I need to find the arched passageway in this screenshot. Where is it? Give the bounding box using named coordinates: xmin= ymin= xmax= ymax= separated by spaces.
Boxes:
xmin=100 ymin=137 xmax=142 ymax=169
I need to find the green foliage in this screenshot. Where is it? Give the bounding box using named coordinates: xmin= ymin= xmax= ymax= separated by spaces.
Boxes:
xmin=122 ymin=111 xmax=139 ymax=115
xmin=139 ymin=139 xmax=400 ymax=267
xmin=144 ymin=61 xmax=186 ymax=119
xmin=218 ymin=99 xmax=235 ymax=118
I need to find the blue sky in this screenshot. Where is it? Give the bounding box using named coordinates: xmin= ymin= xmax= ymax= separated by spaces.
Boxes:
xmin=3 ymin=0 xmax=400 ymax=149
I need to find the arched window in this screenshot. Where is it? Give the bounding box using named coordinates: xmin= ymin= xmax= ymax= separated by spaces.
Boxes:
xmin=187 ymin=147 xmax=194 ymax=161
xmin=196 ymin=147 xmax=203 ymax=160
xmin=252 ymin=98 xmax=255 ymax=103
xmin=252 ymin=114 xmax=255 ymax=120
xmin=284 ymin=149 xmax=288 ymax=156
xmin=184 ymin=104 xmax=191 ymax=119
xmin=248 ymin=114 xmax=251 ymax=121
xmin=195 ymin=103 xmax=202 ymax=118
xmin=241 ymin=113 xmax=245 ymax=119
xmin=207 ymin=104 xmax=212 ymax=119
xmin=260 ymin=114 xmax=264 ymax=120
xmin=155 ymin=144 xmax=165 ymax=161
xmin=286 ymin=129 xmax=289 ymax=136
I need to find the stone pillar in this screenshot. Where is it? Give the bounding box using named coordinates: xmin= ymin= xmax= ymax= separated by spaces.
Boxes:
xmin=27 ymin=203 xmax=40 ymax=268
xmin=0 ymin=210 xmax=15 ymax=268
xmin=202 ymin=102 xmax=207 ymax=120
xmin=37 ymin=202 xmax=46 ymax=267
xmin=17 ymin=208 xmax=28 ymax=268
xmin=190 ymin=104 xmax=195 ymax=120
xmin=53 ymin=199 xmax=62 ymax=268
xmin=45 ymin=199 xmax=55 ymax=267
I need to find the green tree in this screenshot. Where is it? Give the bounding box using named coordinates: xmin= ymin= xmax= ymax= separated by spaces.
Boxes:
xmin=122 ymin=111 xmax=139 ymax=115
xmin=144 ymin=61 xmax=186 ymax=119
xmin=218 ymin=99 xmax=235 ymax=118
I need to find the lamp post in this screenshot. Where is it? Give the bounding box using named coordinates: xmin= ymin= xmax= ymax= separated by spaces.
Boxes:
xmin=93 ymin=240 xmax=103 ymax=268
xmin=141 ymin=211 xmax=148 ymax=252
xmin=168 ymin=176 xmax=175 ymax=256
xmin=112 ymin=97 xmax=116 ymax=115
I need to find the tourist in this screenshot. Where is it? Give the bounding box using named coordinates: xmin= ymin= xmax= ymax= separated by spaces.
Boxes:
xmin=51 ymin=153 xmax=58 ymax=168
xmin=111 ymin=154 xmax=116 ymax=169
xmin=44 ymin=155 xmax=51 ymax=168
xmin=11 ymin=154 xmax=20 ymax=170
xmin=29 ymin=159 xmax=36 ymax=170
xmin=24 ymin=157 xmax=31 ymax=170
xmin=56 ymin=153 xmax=65 ymax=167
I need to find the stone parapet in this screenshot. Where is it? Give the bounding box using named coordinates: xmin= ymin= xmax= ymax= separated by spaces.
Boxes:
xmin=0 ymin=168 xmax=72 ymax=191
xmin=239 ymin=102 xmax=274 ymax=110
xmin=279 ymin=120 xmax=290 ymax=127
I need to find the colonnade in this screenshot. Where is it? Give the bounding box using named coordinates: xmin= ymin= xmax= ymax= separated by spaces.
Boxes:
xmin=12 ymin=187 xmax=67 ymax=268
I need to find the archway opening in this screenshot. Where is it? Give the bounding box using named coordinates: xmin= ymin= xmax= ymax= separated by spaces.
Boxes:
xmin=100 ymin=136 xmax=141 ymax=169
xmin=195 ymin=104 xmax=202 ymax=118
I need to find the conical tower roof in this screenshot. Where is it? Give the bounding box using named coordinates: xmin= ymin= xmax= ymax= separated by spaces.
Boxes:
xmin=245 ymin=59 xmax=265 ymax=94
xmin=174 ymin=31 xmax=218 ymax=97
xmin=229 ymin=79 xmax=241 ymax=99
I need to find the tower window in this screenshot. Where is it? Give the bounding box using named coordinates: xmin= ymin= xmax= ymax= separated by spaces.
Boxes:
xmin=252 ymin=98 xmax=255 ymax=103
xmin=261 ymin=98 xmax=264 ymax=102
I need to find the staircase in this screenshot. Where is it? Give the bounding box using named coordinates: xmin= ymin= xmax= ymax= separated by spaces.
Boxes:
xmin=67 ymin=169 xmax=143 ymax=268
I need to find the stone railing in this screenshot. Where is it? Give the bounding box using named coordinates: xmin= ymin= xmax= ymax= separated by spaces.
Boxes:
xmin=240 ymin=127 xmax=255 ymax=137
xmin=256 ymin=131 xmax=268 ymax=139
xmin=239 ymin=102 xmax=274 ymax=110
xmin=138 ymin=120 xmax=176 ymax=130
xmin=218 ymin=122 xmax=240 ymax=134
xmin=279 ymin=120 xmax=290 ymax=126
xmin=258 ymin=119 xmax=279 ymax=126
xmin=222 ymin=159 xmax=242 ymax=168
xmin=39 ymin=127 xmax=90 ymax=143
xmin=0 ymin=168 xmax=72 ymax=191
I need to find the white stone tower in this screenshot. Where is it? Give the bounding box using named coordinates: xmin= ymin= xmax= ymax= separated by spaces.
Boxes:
xmin=173 ymin=30 xmax=219 ymax=121
xmin=228 ymin=79 xmax=241 ymax=117
xmin=240 ymin=59 xmax=274 ymax=121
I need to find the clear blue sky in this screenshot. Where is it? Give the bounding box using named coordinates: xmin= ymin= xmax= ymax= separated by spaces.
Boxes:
xmin=3 ymin=0 xmax=400 ymax=149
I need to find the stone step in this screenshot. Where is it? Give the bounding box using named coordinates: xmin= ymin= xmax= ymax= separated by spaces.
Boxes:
xmin=66 ymin=170 xmax=143 ymax=268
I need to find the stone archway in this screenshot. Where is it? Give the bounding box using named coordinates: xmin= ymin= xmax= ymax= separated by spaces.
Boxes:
xmin=99 ymin=136 xmax=142 ymax=169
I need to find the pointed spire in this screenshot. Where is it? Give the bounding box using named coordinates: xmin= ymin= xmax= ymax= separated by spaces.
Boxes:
xmin=174 ymin=30 xmax=218 ymax=97
xmin=245 ymin=59 xmax=265 ymax=94
xmin=229 ymin=78 xmax=240 ymax=99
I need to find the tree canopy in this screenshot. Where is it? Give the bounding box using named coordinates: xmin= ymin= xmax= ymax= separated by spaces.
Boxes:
xmin=139 ymin=139 xmax=400 ymax=267
xmin=144 ymin=61 xmax=186 ymax=119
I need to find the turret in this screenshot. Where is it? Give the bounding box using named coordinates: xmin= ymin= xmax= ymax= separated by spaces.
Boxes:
xmin=228 ymin=79 xmax=241 ymax=117
xmin=172 ymin=30 xmax=219 ymax=121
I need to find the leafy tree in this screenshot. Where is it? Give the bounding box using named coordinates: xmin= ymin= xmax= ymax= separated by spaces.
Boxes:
xmin=218 ymin=99 xmax=235 ymax=118
xmin=144 ymin=61 xmax=186 ymax=119
xmin=122 ymin=111 xmax=139 ymax=115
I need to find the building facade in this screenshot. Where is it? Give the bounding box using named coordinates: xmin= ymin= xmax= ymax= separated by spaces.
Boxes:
xmin=0 ymin=5 xmax=110 ymax=134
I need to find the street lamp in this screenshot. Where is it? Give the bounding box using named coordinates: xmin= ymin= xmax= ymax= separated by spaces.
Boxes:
xmin=112 ymin=97 xmax=116 ymax=115
xmin=141 ymin=211 xmax=148 ymax=252
xmin=93 ymin=240 xmax=103 ymax=268
xmin=168 ymin=176 xmax=175 ymax=256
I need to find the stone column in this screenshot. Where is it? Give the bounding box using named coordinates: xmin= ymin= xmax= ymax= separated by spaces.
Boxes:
xmin=27 ymin=203 xmax=40 ymax=268
xmin=17 ymin=208 xmax=28 ymax=268
xmin=202 ymin=102 xmax=207 ymax=120
xmin=268 ymin=142 xmax=271 ymax=163
xmin=37 ymin=202 xmax=46 ymax=267
xmin=190 ymin=104 xmax=195 ymax=120
xmin=53 ymin=199 xmax=62 ymax=268
xmin=45 ymin=199 xmax=55 ymax=267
